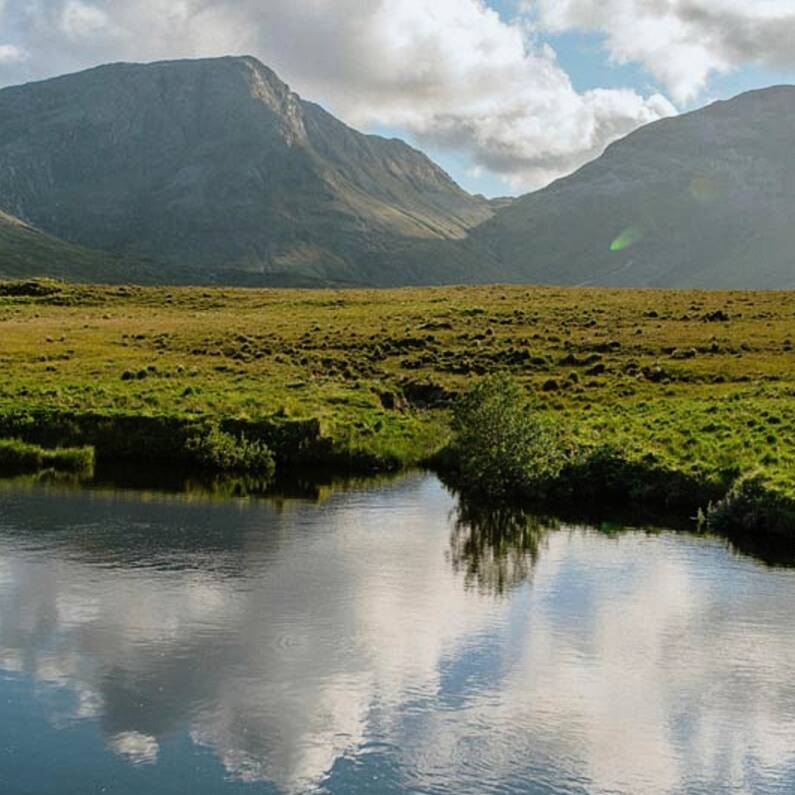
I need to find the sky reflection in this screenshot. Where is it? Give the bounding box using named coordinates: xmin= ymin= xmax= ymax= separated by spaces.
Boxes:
xmin=1 ymin=474 xmax=794 ymax=795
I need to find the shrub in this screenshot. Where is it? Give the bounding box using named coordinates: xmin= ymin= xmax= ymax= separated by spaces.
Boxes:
xmin=708 ymin=473 xmax=795 ymax=536
xmin=555 ymin=444 xmax=710 ymax=511
xmin=450 ymin=373 xmax=566 ymax=500
xmin=186 ymin=425 xmax=276 ymax=477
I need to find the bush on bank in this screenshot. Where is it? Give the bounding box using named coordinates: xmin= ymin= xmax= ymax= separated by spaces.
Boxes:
xmin=446 ymin=374 xmax=794 ymax=536
xmin=449 ymin=372 xmax=566 ymax=501
xmin=186 ymin=424 xmax=276 ymax=477
xmin=708 ymin=473 xmax=795 ymax=537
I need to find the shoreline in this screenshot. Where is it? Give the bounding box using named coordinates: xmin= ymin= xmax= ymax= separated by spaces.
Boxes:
xmin=1 ymin=450 xmax=792 ymax=571
xmin=1 ymin=406 xmax=793 ymax=541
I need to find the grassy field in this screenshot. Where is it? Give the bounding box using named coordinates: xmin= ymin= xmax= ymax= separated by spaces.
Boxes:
xmin=0 ymin=279 xmax=792 ymax=525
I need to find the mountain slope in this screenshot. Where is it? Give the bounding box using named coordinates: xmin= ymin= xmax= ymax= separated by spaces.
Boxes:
xmin=0 ymin=56 xmax=492 ymax=285
xmin=0 ymin=210 xmax=357 ymax=286
xmin=0 ymin=209 xmax=145 ymax=282
xmin=471 ymin=86 xmax=795 ymax=289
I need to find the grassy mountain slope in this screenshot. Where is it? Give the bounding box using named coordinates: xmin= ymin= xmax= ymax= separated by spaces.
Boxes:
xmin=0 ymin=210 xmax=139 ymax=282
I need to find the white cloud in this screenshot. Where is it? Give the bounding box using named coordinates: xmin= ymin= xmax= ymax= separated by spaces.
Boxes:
xmin=0 ymin=0 xmax=675 ymax=191
xmin=60 ymin=1 xmax=113 ymax=40
xmin=531 ymin=0 xmax=795 ymax=103
xmin=0 ymin=44 xmax=26 ymax=64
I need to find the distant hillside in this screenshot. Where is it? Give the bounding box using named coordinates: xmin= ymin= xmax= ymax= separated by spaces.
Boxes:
xmin=470 ymin=86 xmax=795 ymax=289
xmin=0 ymin=56 xmax=492 ymax=285
xmin=1 ymin=209 xmax=346 ymax=286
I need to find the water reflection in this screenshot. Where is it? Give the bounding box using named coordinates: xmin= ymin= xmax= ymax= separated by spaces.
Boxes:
xmin=0 ymin=463 xmax=403 ymax=503
xmin=1 ymin=473 xmax=795 ymax=795
xmin=449 ymin=498 xmax=556 ymax=595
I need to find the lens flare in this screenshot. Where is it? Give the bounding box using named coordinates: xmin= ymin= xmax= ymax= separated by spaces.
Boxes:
xmin=610 ymin=226 xmax=643 ymax=252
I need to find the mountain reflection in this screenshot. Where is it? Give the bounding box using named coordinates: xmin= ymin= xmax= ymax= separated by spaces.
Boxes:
xmin=1 ymin=473 xmax=795 ymax=795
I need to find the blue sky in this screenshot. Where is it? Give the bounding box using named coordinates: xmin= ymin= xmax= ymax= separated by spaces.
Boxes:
xmin=489 ymin=0 xmax=795 ymax=100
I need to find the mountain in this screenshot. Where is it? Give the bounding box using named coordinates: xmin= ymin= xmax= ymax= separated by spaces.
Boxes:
xmin=0 ymin=56 xmax=492 ymax=285
xmin=0 ymin=208 xmax=139 ymax=281
xmin=469 ymin=86 xmax=795 ymax=289
xmin=1 ymin=58 xmax=794 ymax=289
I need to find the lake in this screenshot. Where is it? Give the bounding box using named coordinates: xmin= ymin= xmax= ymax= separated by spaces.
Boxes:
xmin=1 ymin=472 xmax=794 ymax=795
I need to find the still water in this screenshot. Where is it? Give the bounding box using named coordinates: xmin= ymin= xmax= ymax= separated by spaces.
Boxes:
xmin=1 ymin=472 xmax=794 ymax=795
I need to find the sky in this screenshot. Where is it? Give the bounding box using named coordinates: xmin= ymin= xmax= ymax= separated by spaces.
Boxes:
xmin=1 ymin=0 xmax=795 ymax=197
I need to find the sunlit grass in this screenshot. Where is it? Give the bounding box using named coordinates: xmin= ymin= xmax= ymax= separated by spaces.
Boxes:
xmin=0 ymin=437 xmax=94 ymax=474
xmin=0 ymin=279 xmax=792 ymax=507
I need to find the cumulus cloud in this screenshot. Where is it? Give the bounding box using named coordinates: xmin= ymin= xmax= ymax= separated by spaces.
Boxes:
xmin=531 ymin=0 xmax=795 ymax=103
xmin=0 ymin=0 xmax=675 ymax=191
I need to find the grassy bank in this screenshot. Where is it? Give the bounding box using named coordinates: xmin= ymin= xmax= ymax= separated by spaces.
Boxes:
xmin=0 ymin=437 xmax=94 ymax=475
xmin=0 ymin=279 xmax=792 ymax=532
xmin=442 ymin=373 xmax=794 ymax=538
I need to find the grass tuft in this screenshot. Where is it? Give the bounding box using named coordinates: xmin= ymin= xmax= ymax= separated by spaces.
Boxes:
xmin=0 ymin=438 xmax=94 ymax=475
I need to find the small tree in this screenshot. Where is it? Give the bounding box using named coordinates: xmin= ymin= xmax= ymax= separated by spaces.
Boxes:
xmin=451 ymin=373 xmax=564 ymax=500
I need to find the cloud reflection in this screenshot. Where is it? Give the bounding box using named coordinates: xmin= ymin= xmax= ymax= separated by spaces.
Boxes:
xmin=0 ymin=476 xmax=794 ymax=794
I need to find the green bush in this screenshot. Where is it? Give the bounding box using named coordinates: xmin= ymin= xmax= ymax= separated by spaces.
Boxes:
xmin=450 ymin=373 xmax=566 ymax=500
xmin=555 ymin=444 xmax=711 ymax=511
xmin=186 ymin=425 xmax=276 ymax=477
xmin=708 ymin=473 xmax=795 ymax=536
xmin=0 ymin=438 xmax=94 ymax=474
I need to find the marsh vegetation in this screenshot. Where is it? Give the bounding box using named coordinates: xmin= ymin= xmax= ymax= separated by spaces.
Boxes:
xmin=0 ymin=437 xmax=94 ymax=475
xmin=0 ymin=278 xmax=792 ymax=534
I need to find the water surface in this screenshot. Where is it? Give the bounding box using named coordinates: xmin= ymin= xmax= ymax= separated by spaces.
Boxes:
xmin=1 ymin=473 xmax=794 ymax=795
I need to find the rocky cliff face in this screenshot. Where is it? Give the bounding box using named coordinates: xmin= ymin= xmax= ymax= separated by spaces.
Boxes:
xmin=0 ymin=56 xmax=492 ymax=284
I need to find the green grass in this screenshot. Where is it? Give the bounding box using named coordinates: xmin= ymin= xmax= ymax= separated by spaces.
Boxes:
xmin=0 ymin=437 xmax=94 ymax=474
xmin=0 ymin=279 xmax=792 ymax=528
xmin=443 ymin=374 xmax=794 ymax=537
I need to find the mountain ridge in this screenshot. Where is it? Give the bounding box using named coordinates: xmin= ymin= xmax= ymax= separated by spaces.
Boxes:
xmin=467 ymin=83 xmax=795 ymax=289
xmin=1 ymin=56 xmax=794 ymax=289
xmin=0 ymin=55 xmax=493 ymax=284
